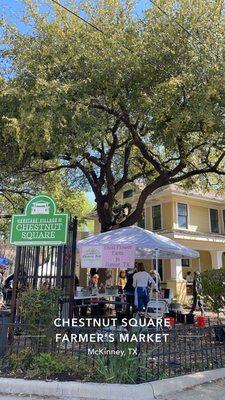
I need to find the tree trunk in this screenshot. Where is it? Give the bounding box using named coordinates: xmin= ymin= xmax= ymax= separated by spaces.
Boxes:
xmin=98 ymin=222 xmax=113 ymax=284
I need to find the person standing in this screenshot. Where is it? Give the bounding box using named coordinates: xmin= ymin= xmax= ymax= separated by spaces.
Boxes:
xmin=75 ymin=274 xmax=80 ymax=289
xmin=118 ymin=270 xmax=127 ymax=290
xmin=89 ymin=274 xmax=99 ymax=291
xmin=150 ymin=269 xmax=161 ymax=291
xmin=189 ymin=271 xmax=204 ymax=316
xmin=0 ymin=271 xmax=4 ymax=307
xmin=124 ymin=267 xmax=136 ymax=316
xmin=133 ymin=263 xmax=156 ymax=312
xmin=185 ymin=271 xmax=193 ymax=283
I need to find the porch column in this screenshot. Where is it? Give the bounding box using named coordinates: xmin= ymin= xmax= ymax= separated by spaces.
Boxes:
xmin=167 ymin=259 xmax=186 ymax=303
xmin=170 ymin=259 xmax=183 ymax=280
xmin=210 ymin=250 xmax=223 ymax=269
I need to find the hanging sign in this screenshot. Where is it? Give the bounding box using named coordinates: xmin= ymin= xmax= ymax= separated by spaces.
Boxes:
xmin=80 ymin=244 xmax=135 ymax=269
xmin=10 ymin=195 xmax=68 ymax=246
xmin=80 ymin=245 xmax=103 ymax=269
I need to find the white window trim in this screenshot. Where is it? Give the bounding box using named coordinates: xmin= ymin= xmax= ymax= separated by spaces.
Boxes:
xmin=151 ymin=203 xmax=163 ymax=231
xmin=176 ymin=202 xmax=190 ymax=230
xmin=198 ymin=257 xmax=201 ymax=272
xmin=209 ymin=208 xmax=220 ymax=234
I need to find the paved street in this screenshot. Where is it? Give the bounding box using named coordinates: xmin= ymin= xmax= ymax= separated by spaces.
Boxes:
xmin=0 ymin=397 xmax=62 ymax=400
xmin=160 ymin=379 xmax=225 ymax=400
xmin=0 ymin=396 xmax=60 ymax=400
xmin=0 ymin=397 xmax=94 ymax=400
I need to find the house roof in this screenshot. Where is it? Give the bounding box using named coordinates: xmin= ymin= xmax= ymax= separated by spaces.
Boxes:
xmin=144 ymin=184 xmax=225 ymax=204
xmin=84 ymin=183 xmax=225 ymax=221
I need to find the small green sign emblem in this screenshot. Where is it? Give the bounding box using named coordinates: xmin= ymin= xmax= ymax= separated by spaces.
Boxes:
xmin=10 ymin=195 xmax=68 ymax=246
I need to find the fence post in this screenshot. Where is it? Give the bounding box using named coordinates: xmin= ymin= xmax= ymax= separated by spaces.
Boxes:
xmin=8 ymin=246 xmax=21 ymax=343
xmin=136 ymin=342 xmax=141 ymax=384
xmin=69 ymin=217 xmax=77 ymax=322
xmin=33 ymin=246 xmax=40 ymax=289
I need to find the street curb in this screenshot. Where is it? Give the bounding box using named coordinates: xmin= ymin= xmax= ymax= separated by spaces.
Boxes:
xmin=0 ymin=368 xmax=225 ymax=399
xmin=151 ymin=367 xmax=225 ymax=397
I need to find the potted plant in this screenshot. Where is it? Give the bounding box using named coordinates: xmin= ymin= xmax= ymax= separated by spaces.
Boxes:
xmin=168 ymin=300 xmax=184 ymax=322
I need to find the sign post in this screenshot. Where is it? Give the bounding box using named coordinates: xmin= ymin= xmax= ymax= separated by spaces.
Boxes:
xmin=10 ymin=195 xmax=68 ymax=246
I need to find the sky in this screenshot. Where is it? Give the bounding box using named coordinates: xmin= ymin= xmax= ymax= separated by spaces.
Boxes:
xmin=1 ymin=0 xmax=149 ymax=32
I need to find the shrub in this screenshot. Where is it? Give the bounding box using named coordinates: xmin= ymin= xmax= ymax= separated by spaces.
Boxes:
xmin=91 ymin=342 xmax=144 ymax=384
xmin=7 ymin=351 xmax=91 ymax=380
xmin=201 ymin=268 xmax=225 ymax=315
xmin=34 ymin=353 xmax=78 ymax=375
xmin=17 ymin=287 xmax=63 ymax=351
xmin=19 ymin=287 xmax=62 ymax=327
xmin=8 ymin=349 xmax=35 ymax=373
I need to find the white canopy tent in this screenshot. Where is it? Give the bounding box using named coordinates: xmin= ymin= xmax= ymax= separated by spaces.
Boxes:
xmin=77 ymin=226 xmax=199 ymax=317
xmin=77 ymin=225 xmax=199 ymax=261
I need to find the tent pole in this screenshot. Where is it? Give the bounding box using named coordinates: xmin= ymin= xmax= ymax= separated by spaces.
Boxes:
xmin=155 ymin=248 xmax=159 ymax=326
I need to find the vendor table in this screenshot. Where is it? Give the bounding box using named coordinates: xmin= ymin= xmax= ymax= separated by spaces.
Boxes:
xmin=74 ymin=292 xmax=119 ymax=300
xmin=74 ymin=292 xmax=123 ymax=317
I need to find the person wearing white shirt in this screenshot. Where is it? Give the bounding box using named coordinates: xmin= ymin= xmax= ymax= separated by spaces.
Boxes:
xmin=133 ymin=263 xmax=156 ymax=311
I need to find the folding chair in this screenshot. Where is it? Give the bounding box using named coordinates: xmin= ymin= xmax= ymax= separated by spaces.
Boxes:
xmin=145 ymin=300 xmax=168 ymax=319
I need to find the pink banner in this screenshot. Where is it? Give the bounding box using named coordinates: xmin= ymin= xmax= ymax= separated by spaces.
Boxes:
xmin=80 ymin=244 xmax=136 ymax=269
xmin=101 ymin=244 xmax=135 ymax=269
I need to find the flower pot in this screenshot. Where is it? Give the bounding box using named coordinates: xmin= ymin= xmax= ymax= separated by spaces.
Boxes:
xmin=177 ymin=313 xmax=185 ymax=323
xmin=167 ymin=316 xmax=175 ymax=328
xmin=168 ymin=310 xmax=177 ymax=320
xmin=186 ymin=314 xmax=195 ymax=324
xmin=197 ymin=316 xmax=206 ymax=327
xmin=214 ymin=326 xmax=225 ymax=342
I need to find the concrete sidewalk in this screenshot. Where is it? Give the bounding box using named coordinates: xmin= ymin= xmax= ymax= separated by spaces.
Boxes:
xmin=1 ymin=380 xmax=225 ymax=399
xmin=1 ymin=380 xmax=225 ymax=400
xmin=1 ymin=368 xmax=225 ymax=400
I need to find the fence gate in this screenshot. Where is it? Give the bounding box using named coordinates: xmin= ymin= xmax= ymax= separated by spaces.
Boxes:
xmin=10 ymin=217 xmax=77 ymax=325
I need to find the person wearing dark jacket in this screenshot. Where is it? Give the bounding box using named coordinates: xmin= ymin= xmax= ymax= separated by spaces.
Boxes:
xmin=75 ymin=275 xmax=79 ymax=288
xmin=124 ymin=268 xmax=136 ymax=316
xmin=3 ymin=272 xmax=14 ymax=304
xmin=189 ymin=271 xmax=204 ymax=316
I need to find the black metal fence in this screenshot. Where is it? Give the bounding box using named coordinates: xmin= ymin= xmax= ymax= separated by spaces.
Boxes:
xmin=8 ymin=218 xmax=78 ymax=327
xmin=1 ymin=318 xmax=225 ymax=384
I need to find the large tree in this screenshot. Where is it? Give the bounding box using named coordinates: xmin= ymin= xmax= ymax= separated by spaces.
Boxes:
xmin=0 ymin=165 xmax=93 ymax=237
xmin=1 ymin=0 xmax=225 ymax=232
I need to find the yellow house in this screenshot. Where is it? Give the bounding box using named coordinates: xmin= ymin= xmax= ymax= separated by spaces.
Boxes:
xmin=91 ymin=184 xmax=225 ymax=302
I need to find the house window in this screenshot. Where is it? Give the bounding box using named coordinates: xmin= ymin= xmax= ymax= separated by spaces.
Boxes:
xmin=152 ymin=205 xmax=162 ymax=231
xmin=210 ymin=209 xmax=219 ymax=233
xmin=222 ymin=210 xmax=225 ymax=232
xmin=138 ymin=209 xmax=145 ymax=229
xmin=153 ymin=259 xmax=163 ymax=280
xmin=182 ymin=259 xmax=190 ymax=267
xmin=123 ymin=189 xmax=133 ymax=199
xmin=178 ymin=203 xmax=188 ymax=229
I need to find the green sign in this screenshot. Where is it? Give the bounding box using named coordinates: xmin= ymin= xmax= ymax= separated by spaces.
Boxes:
xmin=10 ymin=195 xmax=68 ymax=246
